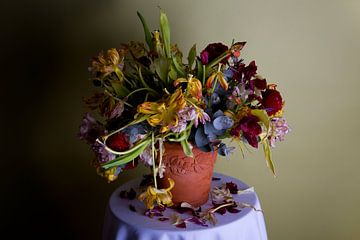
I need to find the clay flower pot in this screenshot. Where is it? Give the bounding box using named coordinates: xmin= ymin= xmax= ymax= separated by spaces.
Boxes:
xmin=158 ymin=142 xmax=217 ymax=207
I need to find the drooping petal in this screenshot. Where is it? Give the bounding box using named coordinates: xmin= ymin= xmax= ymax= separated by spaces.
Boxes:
xmin=173 ymin=78 xmax=188 ymax=87
xmin=205 ymin=73 xmax=216 ymax=89
xmin=188 ymin=78 xmax=202 ymax=100
xmin=217 ymin=72 xmax=228 ymax=90
xmin=137 ymin=102 xmax=164 ymax=115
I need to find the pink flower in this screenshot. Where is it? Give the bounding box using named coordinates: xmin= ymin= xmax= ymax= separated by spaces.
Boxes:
xmin=268 ymin=117 xmax=290 ymax=147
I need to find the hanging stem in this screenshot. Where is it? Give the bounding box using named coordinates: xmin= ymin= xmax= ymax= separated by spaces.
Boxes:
xmin=158 ymin=138 xmax=163 ymax=176
xmin=151 ymin=132 xmax=158 ymax=189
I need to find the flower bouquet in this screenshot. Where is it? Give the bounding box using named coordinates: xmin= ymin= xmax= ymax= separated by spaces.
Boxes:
xmin=79 ymin=10 xmax=289 ymax=210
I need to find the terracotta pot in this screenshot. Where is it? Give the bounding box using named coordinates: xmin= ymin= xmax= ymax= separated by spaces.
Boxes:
xmin=158 ymin=142 xmax=217 ymax=207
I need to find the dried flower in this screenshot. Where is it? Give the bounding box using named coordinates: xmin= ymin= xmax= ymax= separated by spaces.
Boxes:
xmin=268 ymin=117 xmax=290 ymax=147
xmin=78 ymin=113 xmax=104 ymax=144
xmin=138 ymin=178 xmax=175 ymax=209
xmin=200 ymin=43 xmax=229 ymax=65
xmin=137 ymin=88 xmax=186 ymax=133
xmin=262 ymin=88 xmax=283 ymax=116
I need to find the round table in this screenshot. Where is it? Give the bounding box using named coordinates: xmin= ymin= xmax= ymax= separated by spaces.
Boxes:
xmin=102 ymin=172 xmax=268 ymax=240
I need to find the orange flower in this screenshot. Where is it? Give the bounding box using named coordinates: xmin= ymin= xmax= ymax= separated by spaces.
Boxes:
xmin=206 ymin=71 xmax=228 ymax=91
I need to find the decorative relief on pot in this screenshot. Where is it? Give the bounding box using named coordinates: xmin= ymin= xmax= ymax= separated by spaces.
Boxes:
xmin=163 ymin=152 xmax=215 ymax=176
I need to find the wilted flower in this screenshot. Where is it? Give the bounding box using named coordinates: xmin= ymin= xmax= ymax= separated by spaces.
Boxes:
xmin=231 ymin=115 xmax=262 ymax=148
xmin=96 ymin=165 xmax=122 ymax=183
xmin=194 ymin=108 xmax=211 ymax=128
xmin=211 ymin=185 xmax=234 ymax=205
xmin=138 ymin=178 xmax=175 ymax=209
xmin=268 ymin=117 xmax=290 ymax=147
xmin=106 ymin=132 xmax=130 ymax=152
xmin=174 ymin=75 xmax=202 ymax=100
xmin=92 ymin=141 xmax=116 ymax=164
xmin=169 ymin=106 xmax=196 ymax=133
xmin=137 ymin=88 xmax=186 ymax=133
xmin=262 ymin=88 xmax=283 ymax=116
xmin=139 ymin=145 xmax=153 ymax=166
xmin=206 ymin=70 xmax=229 ymax=91
xmin=200 ymin=43 xmax=229 ymax=65
xmin=78 ymin=113 xmax=105 ymax=144
xmin=89 ymin=48 xmax=127 ymax=78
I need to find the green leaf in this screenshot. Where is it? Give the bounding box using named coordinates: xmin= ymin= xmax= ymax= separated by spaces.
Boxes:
xmin=187 ymin=44 xmax=196 ymax=68
xmin=262 ymin=139 xmax=276 ymax=176
xmin=205 ymin=50 xmax=230 ymax=72
xmin=251 ymin=109 xmax=270 ymax=140
xmin=168 ymin=64 xmax=178 ymax=80
xmin=137 ymin=11 xmax=153 ymax=50
xmin=180 ymin=139 xmax=193 ymax=157
xmin=111 ymin=81 xmax=129 ymax=98
xmin=153 ymin=57 xmax=171 ymax=83
xmin=159 ymin=10 xmax=171 ymax=58
xmin=195 ymin=59 xmax=204 ymax=82
xmin=171 ymin=57 xmax=186 ymax=78
xmin=102 ymin=138 xmax=151 ymax=169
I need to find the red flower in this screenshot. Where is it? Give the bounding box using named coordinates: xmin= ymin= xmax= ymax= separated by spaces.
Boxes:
xmin=230 ymin=115 xmax=262 ymax=148
xmin=262 ymin=89 xmax=283 ymax=116
xmin=106 ymin=132 xmax=130 ymax=151
xmin=243 ymin=61 xmax=257 ymax=80
xmin=200 ymin=43 xmax=229 ymax=65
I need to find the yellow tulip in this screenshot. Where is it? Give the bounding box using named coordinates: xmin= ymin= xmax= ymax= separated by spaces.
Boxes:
xmin=174 ymin=75 xmax=202 ymax=100
xmin=137 ymin=88 xmax=185 ymax=133
xmin=138 ymin=178 xmax=175 ymax=209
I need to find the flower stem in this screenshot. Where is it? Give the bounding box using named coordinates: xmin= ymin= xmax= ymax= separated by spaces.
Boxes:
xmin=209 ymin=202 xmax=235 ymax=213
xmin=151 ymin=132 xmax=158 ymax=189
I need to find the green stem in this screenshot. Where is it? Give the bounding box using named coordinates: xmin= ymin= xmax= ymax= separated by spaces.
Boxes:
xmin=205 ymin=51 xmax=230 ymax=72
xmin=151 ymin=132 xmax=158 ymax=189
xmin=202 ymin=65 xmax=206 ymax=86
xmin=126 ymin=87 xmax=159 ymax=99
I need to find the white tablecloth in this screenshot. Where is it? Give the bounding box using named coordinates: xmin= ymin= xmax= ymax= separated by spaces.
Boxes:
xmin=102 ymin=172 xmax=268 ymax=240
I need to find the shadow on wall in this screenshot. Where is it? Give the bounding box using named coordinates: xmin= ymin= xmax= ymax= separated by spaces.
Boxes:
xmin=2 ymin=1 xmax=148 ymax=239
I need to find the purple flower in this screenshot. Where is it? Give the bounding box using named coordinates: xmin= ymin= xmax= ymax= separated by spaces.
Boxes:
xmin=268 ymin=117 xmax=290 ymax=147
xmin=92 ymin=141 xmax=116 ymax=164
xmin=139 ymin=145 xmax=153 ymax=166
xmin=169 ymin=106 xmax=196 ymax=133
xmin=78 ymin=113 xmax=104 ymax=144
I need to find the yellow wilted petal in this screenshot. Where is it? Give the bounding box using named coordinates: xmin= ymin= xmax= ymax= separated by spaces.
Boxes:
xmin=217 ymin=72 xmax=228 ymax=90
xmin=173 ymin=78 xmax=188 ymax=87
xmin=206 ymin=73 xmax=216 ymax=89
xmin=164 ymin=178 xmax=175 ymax=191
xmin=188 ymin=78 xmax=202 ymax=100
xmin=137 ymin=102 xmax=163 ymax=115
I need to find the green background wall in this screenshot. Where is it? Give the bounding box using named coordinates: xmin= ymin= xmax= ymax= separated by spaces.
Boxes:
xmin=3 ymin=0 xmax=360 ymax=239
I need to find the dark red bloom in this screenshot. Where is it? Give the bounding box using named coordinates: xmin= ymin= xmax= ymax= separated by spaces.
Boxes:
xmin=251 ymin=78 xmax=267 ymax=90
xmin=123 ymin=159 xmax=138 ymax=170
xmin=226 ymin=182 xmax=239 ymax=194
xmin=262 ymin=89 xmax=283 ymax=116
xmin=200 ymin=43 xmax=229 ymax=65
xmin=106 ymin=132 xmax=130 ymax=151
xmin=243 ymin=61 xmax=257 ymax=80
xmin=240 ymin=115 xmax=262 ymax=148
xmin=231 ymin=115 xmax=262 ymax=148
xmin=232 ymin=63 xmax=246 ymax=81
